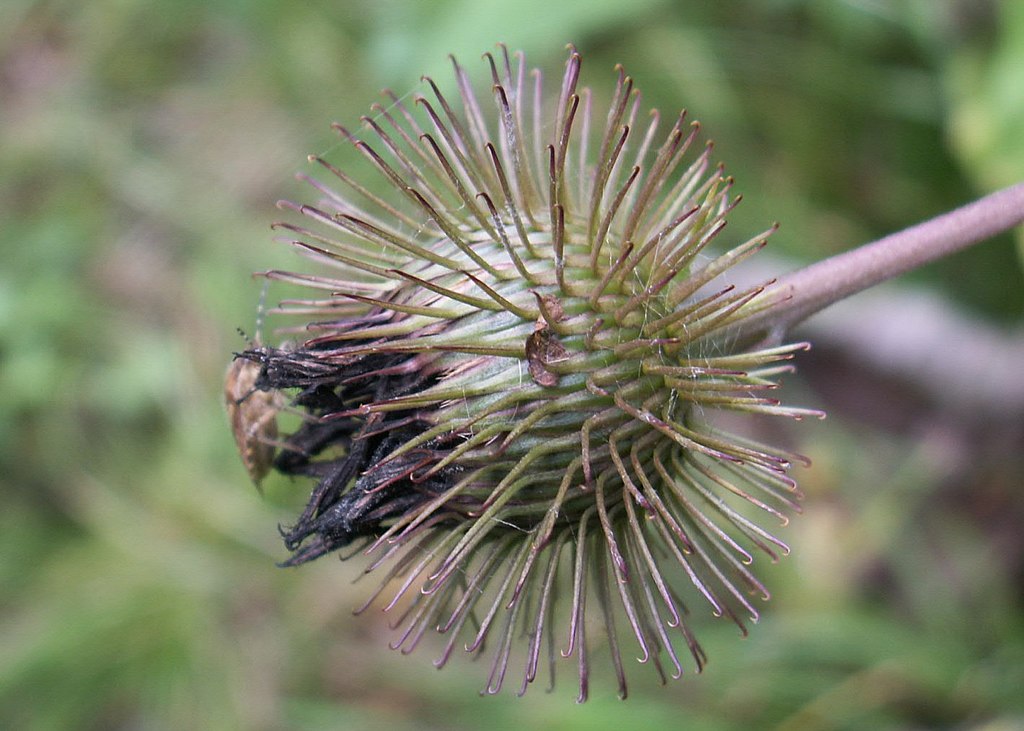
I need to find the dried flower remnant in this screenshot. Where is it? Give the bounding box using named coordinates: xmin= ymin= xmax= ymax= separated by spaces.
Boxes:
xmin=228 ymin=45 xmax=824 ymax=700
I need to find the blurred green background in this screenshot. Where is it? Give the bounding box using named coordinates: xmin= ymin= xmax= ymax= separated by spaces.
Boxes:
xmin=2 ymin=0 xmax=1023 ymax=729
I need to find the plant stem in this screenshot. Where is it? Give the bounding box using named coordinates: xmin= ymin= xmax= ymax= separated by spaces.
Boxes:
xmin=732 ymin=182 xmax=1024 ymax=347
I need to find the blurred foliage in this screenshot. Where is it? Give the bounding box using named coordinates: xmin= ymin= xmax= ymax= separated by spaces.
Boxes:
xmin=1 ymin=0 xmax=1022 ymax=729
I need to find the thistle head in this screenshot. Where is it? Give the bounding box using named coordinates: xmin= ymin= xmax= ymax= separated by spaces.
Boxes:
xmin=228 ymin=45 xmax=823 ymax=700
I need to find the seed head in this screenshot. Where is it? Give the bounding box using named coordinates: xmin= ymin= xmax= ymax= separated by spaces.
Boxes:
xmin=230 ymin=45 xmax=824 ymax=700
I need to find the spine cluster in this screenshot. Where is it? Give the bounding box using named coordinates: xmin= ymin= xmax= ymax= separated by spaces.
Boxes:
xmin=231 ymin=45 xmax=823 ymax=699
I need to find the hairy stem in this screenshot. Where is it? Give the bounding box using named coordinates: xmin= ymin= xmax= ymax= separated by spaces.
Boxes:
xmin=732 ymin=182 xmax=1024 ymax=347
